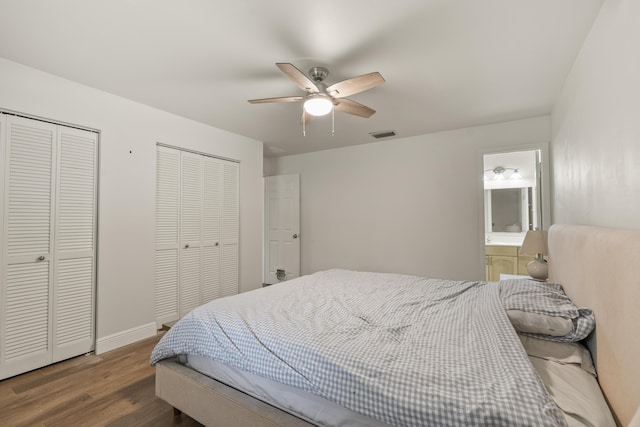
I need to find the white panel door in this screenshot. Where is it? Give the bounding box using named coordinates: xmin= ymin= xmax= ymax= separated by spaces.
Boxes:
xmin=264 ymin=174 xmax=300 ymax=285
xmin=155 ymin=146 xmax=180 ymax=327
xmin=52 ymin=126 xmax=97 ymax=361
xmin=180 ymin=151 xmax=203 ymax=316
xmin=202 ymin=157 xmax=222 ymax=303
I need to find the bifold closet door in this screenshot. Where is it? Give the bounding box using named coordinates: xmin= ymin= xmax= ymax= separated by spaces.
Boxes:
xmin=0 ymin=115 xmax=96 ymax=379
xmin=179 ymin=151 xmax=203 ymax=317
xmin=155 ymin=146 xmax=238 ymax=328
xmin=0 ymin=116 xmax=57 ymax=379
xmin=220 ymin=161 xmax=239 ymax=297
xmin=155 ymin=147 xmax=180 ymax=327
xmin=201 ymin=156 xmax=222 ymax=302
xmin=52 ymin=125 xmax=97 ymax=361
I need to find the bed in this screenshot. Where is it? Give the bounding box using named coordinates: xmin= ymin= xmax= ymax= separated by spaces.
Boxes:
xmin=151 ymin=224 xmax=640 ymax=426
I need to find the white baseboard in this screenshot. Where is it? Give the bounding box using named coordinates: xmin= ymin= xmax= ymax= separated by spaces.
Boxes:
xmin=95 ymin=322 xmax=157 ymax=355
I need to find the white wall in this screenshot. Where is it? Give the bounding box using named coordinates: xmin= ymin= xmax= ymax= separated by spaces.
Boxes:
xmin=268 ymin=116 xmax=550 ymax=281
xmin=0 ymin=58 xmax=264 ymax=351
xmin=552 ymin=0 xmax=640 ymax=229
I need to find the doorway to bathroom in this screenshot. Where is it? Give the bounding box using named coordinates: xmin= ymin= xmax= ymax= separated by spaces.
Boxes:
xmin=481 ymin=145 xmax=550 ymax=281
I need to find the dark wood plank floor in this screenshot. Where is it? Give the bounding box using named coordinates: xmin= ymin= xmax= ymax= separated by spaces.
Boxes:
xmin=0 ymin=332 xmax=203 ymax=427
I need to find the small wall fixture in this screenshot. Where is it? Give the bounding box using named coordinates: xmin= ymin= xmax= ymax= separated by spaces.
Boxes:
xmin=484 ymin=166 xmax=521 ymax=181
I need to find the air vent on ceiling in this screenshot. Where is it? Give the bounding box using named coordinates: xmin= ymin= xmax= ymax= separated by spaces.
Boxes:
xmin=369 ymin=130 xmax=396 ymax=139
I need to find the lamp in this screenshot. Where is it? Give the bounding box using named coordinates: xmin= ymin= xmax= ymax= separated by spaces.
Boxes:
xmin=303 ymin=95 xmax=333 ymax=116
xmin=520 ymin=230 xmax=549 ymax=281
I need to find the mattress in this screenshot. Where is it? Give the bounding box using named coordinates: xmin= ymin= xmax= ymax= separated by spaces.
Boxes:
xmin=185 ymin=354 xmax=390 ymax=427
xmin=183 ymin=347 xmax=615 ymax=427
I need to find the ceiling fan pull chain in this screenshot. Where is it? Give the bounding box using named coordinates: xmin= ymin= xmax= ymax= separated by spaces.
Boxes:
xmin=332 ymin=108 xmax=335 ymax=136
xmin=303 ymin=110 xmax=306 ymax=137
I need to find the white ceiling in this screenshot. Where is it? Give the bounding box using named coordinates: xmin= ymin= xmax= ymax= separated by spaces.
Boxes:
xmin=0 ymin=0 xmax=603 ymax=157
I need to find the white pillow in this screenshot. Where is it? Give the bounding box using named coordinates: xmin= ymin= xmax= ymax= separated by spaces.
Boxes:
xmin=507 ymin=310 xmax=573 ymax=336
xmin=518 ymin=334 xmax=596 ymax=376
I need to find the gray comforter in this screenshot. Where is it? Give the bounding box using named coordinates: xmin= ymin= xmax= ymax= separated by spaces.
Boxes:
xmin=151 ymin=269 xmax=566 ymax=426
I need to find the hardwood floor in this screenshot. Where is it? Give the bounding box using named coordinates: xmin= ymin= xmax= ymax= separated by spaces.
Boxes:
xmin=0 ymin=333 xmax=203 ymax=427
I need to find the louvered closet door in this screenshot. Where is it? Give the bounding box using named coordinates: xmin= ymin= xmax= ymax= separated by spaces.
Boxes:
xmin=0 ymin=115 xmax=96 ymax=379
xmin=155 ymin=147 xmax=180 ymax=327
xmin=202 ymin=157 xmax=222 ymax=303
xmin=220 ymin=161 xmax=239 ymax=297
xmin=0 ymin=116 xmax=57 ymax=379
xmin=180 ymin=151 xmax=203 ymax=316
xmin=52 ymin=126 xmax=97 ymax=362
xmin=154 ymin=147 xmax=238 ymax=327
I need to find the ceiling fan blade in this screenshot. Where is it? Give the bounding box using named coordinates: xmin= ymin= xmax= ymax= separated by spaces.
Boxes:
xmin=326 ymin=72 xmax=385 ymax=98
xmin=276 ymin=63 xmax=320 ymax=93
xmin=248 ymin=96 xmax=304 ymax=104
xmin=334 ymin=99 xmax=376 ymax=118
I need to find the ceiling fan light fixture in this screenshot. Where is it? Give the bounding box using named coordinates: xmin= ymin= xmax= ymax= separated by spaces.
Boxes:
xmin=303 ymin=96 xmax=333 ymax=116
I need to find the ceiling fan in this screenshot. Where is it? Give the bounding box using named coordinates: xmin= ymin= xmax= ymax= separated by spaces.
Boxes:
xmin=248 ymin=63 xmax=385 ymax=122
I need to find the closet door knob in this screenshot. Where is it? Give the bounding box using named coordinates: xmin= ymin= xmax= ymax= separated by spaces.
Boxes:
xmin=37 ymin=255 xmax=45 ymax=261
xmin=184 ymin=244 xmax=189 ymax=249
xmin=215 ymin=242 xmax=219 ymax=246
xmin=293 ymin=234 xmax=298 ymax=239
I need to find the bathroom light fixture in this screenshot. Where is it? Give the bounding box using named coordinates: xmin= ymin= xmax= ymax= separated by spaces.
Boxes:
xmin=303 ymin=95 xmax=333 ymax=116
xmin=484 ymin=166 xmax=522 ymax=180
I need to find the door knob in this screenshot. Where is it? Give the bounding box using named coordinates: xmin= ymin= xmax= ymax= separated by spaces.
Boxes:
xmin=37 ymin=255 xmax=45 ymax=261
xmin=184 ymin=244 xmax=189 ymax=249
xmin=215 ymin=242 xmax=219 ymax=246
xmin=293 ymin=234 xmax=298 ymax=239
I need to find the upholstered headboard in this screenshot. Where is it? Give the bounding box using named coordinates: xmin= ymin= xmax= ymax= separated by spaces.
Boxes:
xmin=548 ymin=224 xmax=640 ymax=426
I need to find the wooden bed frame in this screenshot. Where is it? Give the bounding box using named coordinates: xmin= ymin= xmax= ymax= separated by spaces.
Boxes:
xmin=156 ymin=224 xmax=640 ymax=426
xmin=155 ymin=359 xmax=313 ymax=426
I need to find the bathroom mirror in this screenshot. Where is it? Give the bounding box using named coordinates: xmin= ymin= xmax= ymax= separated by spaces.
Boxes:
xmin=484 ymin=187 xmax=533 ymax=233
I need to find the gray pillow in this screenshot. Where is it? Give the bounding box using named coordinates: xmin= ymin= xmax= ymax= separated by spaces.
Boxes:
xmin=506 ymin=310 xmax=573 ymax=336
xmin=498 ymin=279 xmax=595 ymax=342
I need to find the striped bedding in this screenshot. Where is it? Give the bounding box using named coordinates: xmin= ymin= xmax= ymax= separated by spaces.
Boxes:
xmin=151 ymin=269 xmax=566 ymax=426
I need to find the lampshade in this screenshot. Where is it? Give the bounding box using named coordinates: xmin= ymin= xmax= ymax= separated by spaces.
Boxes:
xmin=303 ymin=96 xmax=333 ymax=116
xmin=520 ymin=230 xmax=548 ymax=256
